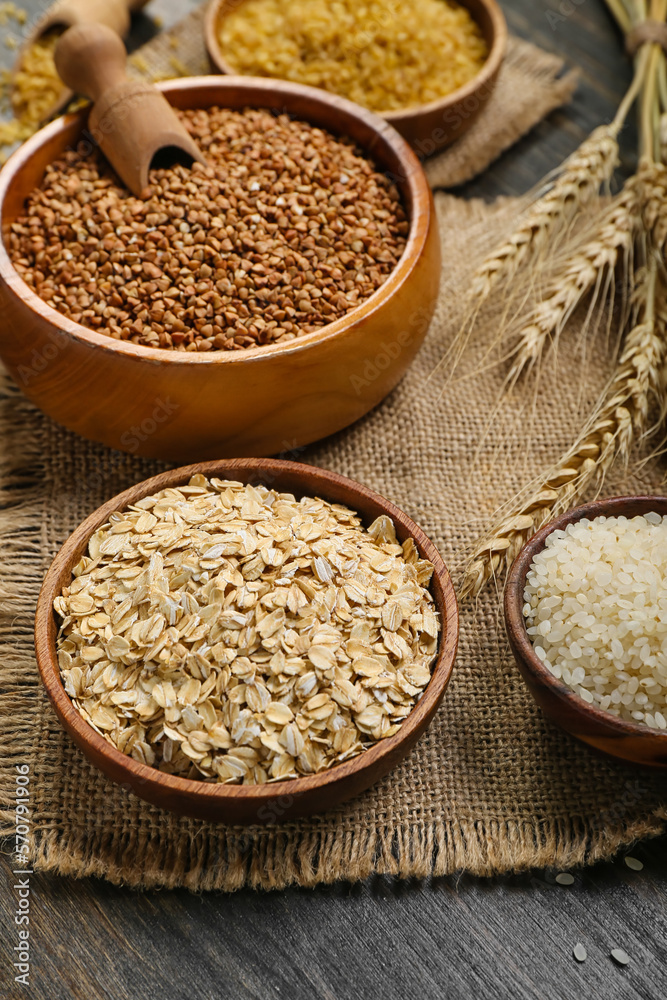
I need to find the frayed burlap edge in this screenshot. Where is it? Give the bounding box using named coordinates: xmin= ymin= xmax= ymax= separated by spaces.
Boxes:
xmin=0 ymin=29 xmax=661 ymax=888
xmin=0 ymin=387 xmax=47 ymax=846
xmin=26 ymin=814 xmax=667 ymax=892
xmin=0 ymin=368 xmax=665 ymax=892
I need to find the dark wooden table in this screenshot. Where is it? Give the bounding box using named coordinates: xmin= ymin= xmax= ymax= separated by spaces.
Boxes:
xmin=1 ymin=2 xmax=666 ymax=998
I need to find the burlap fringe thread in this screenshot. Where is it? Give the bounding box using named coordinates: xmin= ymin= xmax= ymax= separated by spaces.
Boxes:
xmin=24 ymin=812 xmax=667 ymax=892
xmin=0 ymin=311 xmax=665 ymax=891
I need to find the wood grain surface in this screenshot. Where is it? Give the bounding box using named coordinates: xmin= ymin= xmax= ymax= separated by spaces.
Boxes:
xmin=1 ymin=2 xmax=666 ymax=1000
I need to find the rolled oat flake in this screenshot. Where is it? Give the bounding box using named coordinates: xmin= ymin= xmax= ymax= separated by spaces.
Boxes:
xmin=53 ymin=476 xmax=440 ymax=784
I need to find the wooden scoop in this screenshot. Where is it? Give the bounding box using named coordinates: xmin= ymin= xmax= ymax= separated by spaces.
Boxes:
xmin=13 ymin=0 xmax=152 ymax=124
xmin=54 ymin=23 xmax=207 ymax=198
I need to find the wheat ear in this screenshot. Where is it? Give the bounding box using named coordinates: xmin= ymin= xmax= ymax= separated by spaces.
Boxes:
xmin=637 ymin=156 xmax=667 ymax=253
xmin=462 ymin=260 xmax=667 ymax=598
xmin=506 ymin=181 xmax=640 ymax=383
xmin=470 ymin=126 xmax=620 ymax=302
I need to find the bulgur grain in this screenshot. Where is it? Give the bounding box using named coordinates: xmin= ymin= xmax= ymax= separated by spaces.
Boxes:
xmin=0 ymin=28 xmax=64 ymax=162
xmin=218 ymin=0 xmax=488 ymax=113
xmin=0 ymin=1 xmax=26 ymax=25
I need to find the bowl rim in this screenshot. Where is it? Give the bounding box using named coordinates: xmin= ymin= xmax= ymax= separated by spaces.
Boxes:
xmin=0 ymin=75 xmax=431 ymax=367
xmin=504 ymin=494 xmax=667 ymax=742
xmin=204 ymin=0 xmax=508 ymax=124
xmin=35 ymin=458 xmax=459 ymax=806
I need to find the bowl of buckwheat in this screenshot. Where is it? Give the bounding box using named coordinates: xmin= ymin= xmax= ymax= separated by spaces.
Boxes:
xmin=34 ymin=459 xmax=458 ymax=822
xmin=0 ymin=76 xmax=440 ymax=461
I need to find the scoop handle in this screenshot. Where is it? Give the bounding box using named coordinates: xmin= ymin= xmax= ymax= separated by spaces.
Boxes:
xmin=54 ymin=23 xmax=129 ymax=104
xmin=53 ymin=22 xmax=207 ymax=198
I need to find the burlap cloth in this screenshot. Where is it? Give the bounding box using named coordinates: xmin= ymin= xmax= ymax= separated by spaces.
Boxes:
xmin=1 ymin=7 xmax=664 ymax=893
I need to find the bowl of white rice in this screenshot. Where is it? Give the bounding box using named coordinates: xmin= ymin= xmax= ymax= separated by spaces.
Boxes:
xmin=504 ymin=496 xmax=667 ymax=769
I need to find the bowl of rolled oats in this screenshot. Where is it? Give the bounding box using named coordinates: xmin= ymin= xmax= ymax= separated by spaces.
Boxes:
xmin=0 ymin=76 xmax=440 ymax=461
xmin=35 ymin=459 xmax=458 ymax=823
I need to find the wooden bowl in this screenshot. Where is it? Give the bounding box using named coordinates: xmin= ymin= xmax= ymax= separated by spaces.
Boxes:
xmin=205 ymin=0 xmax=507 ymax=155
xmin=0 ymin=78 xmax=440 ymax=462
xmin=505 ymin=496 xmax=667 ymax=769
xmin=34 ymin=459 xmax=459 ymax=823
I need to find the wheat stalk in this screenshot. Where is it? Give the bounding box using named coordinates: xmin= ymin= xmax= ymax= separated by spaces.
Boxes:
xmin=462 ymin=260 xmax=667 ymax=598
xmin=506 ymin=181 xmax=641 ymax=382
xmin=439 ymin=60 xmax=647 ymax=388
xmin=469 ymin=126 xmax=620 ymax=302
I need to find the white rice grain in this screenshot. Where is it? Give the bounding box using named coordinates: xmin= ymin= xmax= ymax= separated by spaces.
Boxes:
xmin=523 ymin=514 xmax=667 ymax=729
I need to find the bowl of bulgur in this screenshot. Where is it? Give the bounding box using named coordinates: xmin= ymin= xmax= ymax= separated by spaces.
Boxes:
xmin=0 ymin=76 xmax=440 ymax=461
xmin=206 ymin=0 xmax=507 ymax=154
xmin=34 ymin=459 xmax=459 ymax=823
